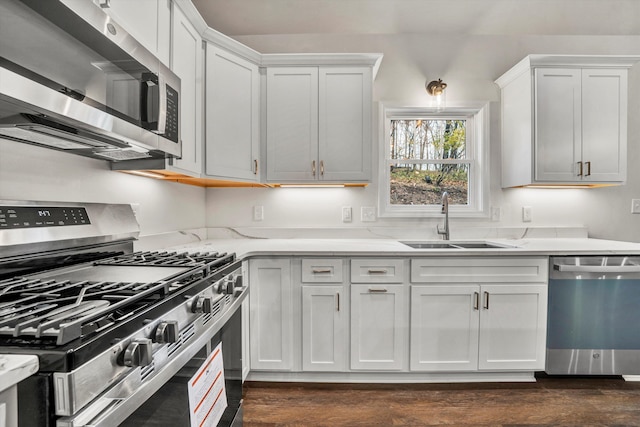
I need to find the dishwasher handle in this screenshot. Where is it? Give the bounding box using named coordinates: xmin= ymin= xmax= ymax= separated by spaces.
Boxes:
xmin=554 ymin=264 xmax=640 ymax=273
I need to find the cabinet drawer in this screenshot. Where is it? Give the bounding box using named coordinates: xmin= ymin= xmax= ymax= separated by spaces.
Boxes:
xmin=302 ymin=258 xmax=343 ymax=283
xmin=351 ymin=259 xmax=404 ymax=283
xmin=411 ymin=257 xmax=548 ymax=283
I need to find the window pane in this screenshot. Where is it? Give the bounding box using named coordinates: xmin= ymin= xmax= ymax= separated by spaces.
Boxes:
xmin=389 ymin=164 xmax=469 ymax=205
xmin=390 ymin=119 xmax=466 ymax=161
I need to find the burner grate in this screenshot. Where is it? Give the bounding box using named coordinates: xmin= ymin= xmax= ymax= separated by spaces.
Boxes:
xmin=0 ymin=250 xmax=237 ymax=347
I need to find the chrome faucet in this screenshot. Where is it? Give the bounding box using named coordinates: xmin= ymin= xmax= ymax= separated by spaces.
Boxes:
xmin=436 ymin=191 xmax=450 ymax=240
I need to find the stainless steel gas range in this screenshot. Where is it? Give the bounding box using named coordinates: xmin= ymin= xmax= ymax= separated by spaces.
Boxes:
xmin=0 ymin=200 xmax=247 ymax=426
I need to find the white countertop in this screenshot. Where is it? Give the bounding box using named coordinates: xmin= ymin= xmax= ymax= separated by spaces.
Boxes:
xmin=0 ymin=354 xmax=38 ymax=393
xmin=166 ymin=237 xmax=640 ymax=258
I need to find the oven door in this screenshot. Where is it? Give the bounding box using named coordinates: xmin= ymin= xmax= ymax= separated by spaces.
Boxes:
xmin=120 ymin=307 xmax=244 ymax=427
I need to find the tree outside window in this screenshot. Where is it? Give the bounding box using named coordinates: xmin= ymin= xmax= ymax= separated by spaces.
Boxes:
xmin=379 ymin=104 xmax=488 ymax=218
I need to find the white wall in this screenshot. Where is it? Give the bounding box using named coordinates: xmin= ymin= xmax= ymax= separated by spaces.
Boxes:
xmin=206 ymin=32 xmax=640 ymax=242
xmin=0 ymin=139 xmax=206 ymax=237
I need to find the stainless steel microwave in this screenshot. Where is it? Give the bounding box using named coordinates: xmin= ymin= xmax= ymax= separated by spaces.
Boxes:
xmin=0 ymin=0 xmax=181 ymax=161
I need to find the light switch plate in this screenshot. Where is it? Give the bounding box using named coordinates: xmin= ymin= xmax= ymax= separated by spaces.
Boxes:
xmin=491 ymin=207 xmax=502 ymax=222
xmin=253 ymin=206 xmax=264 ymax=221
xmin=342 ymin=206 xmax=352 ymax=223
xmin=522 ymin=206 xmax=532 ymax=222
xmin=632 ymin=199 xmax=640 ymax=214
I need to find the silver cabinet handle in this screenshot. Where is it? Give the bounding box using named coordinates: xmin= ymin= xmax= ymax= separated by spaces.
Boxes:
xmin=312 ymin=160 xmax=316 ymax=177
xmin=254 ymin=159 xmax=258 ymax=175
xmin=483 ymin=291 xmax=489 ymax=310
xmin=320 ymin=160 xmax=324 ymax=176
xmin=367 ymin=269 xmax=388 ymax=274
xmin=368 ymin=288 xmax=388 ymax=293
xmin=312 ymin=268 xmax=332 ymax=274
xmin=474 ymin=292 xmax=480 ymax=310
xmin=336 ymin=292 xmax=340 ymax=311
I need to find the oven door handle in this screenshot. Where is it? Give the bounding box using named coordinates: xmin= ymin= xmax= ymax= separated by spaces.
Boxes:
xmin=554 ymin=264 xmax=640 ymax=273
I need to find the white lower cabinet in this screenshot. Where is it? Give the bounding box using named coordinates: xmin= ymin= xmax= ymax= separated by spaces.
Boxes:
xmin=249 ymin=258 xmax=293 ymax=370
xmin=350 ymin=284 xmax=405 ymax=370
xmin=410 ymin=284 xmax=547 ymax=371
xmin=477 ymin=284 xmax=548 ymax=371
xmin=248 ymin=256 xmax=548 ymax=380
xmin=410 ymin=257 xmax=549 ymax=372
xmin=410 ymin=285 xmax=479 ymax=371
xmin=301 ymin=286 xmax=346 ymax=371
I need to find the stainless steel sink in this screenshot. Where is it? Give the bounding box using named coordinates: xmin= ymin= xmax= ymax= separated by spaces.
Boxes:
xmin=400 ymin=241 xmax=515 ymax=250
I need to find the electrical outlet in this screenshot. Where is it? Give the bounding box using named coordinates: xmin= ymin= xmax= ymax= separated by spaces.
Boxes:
xmin=522 ymin=206 xmax=532 ymax=223
xmin=491 ymin=207 xmax=502 ymax=222
xmin=342 ymin=206 xmax=352 ymax=223
xmin=632 ymin=199 xmax=640 ymax=214
xmin=361 ymin=206 xmax=376 ymax=222
xmin=253 ymin=206 xmax=264 ymax=221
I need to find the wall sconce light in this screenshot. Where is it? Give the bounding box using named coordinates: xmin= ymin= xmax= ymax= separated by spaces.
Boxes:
xmin=426 ymin=78 xmax=447 ymax=111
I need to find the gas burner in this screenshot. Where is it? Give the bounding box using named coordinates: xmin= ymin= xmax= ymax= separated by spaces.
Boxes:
xmin=98 ymin=250 xmax=230 ymax=267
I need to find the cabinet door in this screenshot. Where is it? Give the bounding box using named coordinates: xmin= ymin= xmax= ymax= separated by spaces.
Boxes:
xmin=103 ymin=0 xmax=171 ymax=65
xmin=534 ymin=68 xmax=582 ymax=182
xmin=410 ymin=286 xmax=479 ymax=371
xmin=170 ymin=4 xmax=203 ymax=175
xmin=302 ymin=286 xmax=346 ymax=371
xmin=350 ymin=284 xmax=405 ymax=370
xmin=318 ymin=67 xmax=372 ymax=182
xmin=478 ymin=284 xmax=548 ymax=371
xmin=581 ymin=68 xmax=627 ymax=182
xmin=249 ymin=259 xmax=293 ymax=370
xmin=205 ymin=45 xmax=260 ymax=181
xmin=266 ymin=67 xmax=319 ymax=182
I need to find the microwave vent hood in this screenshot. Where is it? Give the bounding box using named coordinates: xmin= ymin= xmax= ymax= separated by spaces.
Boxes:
xmin=0 ymin=0 xmax=181 ymax=162
xmin=0 ymin=113 xmax=153 ymax=161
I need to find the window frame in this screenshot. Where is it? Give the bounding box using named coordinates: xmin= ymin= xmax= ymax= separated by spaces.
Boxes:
xmin=378 ymin=103 xmax=490 ymax=218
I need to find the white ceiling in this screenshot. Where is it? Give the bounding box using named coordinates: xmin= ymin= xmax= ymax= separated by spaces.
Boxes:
xmin=192 ymin=0 xmax=640 ymax=38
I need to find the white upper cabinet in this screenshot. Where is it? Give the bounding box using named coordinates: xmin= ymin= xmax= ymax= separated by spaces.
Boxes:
xmin=318 ymin=68 xmax=372 ymax=182
xmin=98 ymin=0 xmax=171 ymax=65
xmin=169 ymin=3 xmax=203 ymax=175
xmin=205 ymin=45 xmax=260 ymax=181
xmin=496 ymin=55 xmax=637 ymax=187
xmin=266 ymin=67 xmax=319 ymax=182
xmin=265 ymin=58 xmax=379 ymax=184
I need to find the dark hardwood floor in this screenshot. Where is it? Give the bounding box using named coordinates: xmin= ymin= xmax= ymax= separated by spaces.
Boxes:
xmin=243 ymin=375 xmax=640 ymax=426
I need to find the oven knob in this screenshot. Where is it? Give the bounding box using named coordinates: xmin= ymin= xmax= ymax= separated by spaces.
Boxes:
xmin=154 ymin=320 xmax=179 ymax=344
xmin=192 ymin=296 xmax=213 ymax=313
xmin=123 ymin=338 xmax=153 ymax=367
xmin=221 ymin=276 xmax=242 ymax=295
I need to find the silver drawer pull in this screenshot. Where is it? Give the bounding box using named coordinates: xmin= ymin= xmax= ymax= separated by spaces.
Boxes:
xmin=367 ymin=269 xmax=388 ymax=274
xmin=368 ymin=288 xmax=388 ymax=293
xmin=312 ymin=269 xmax=332 ymax=274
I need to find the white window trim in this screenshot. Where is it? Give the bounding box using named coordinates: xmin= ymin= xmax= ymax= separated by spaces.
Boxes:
xmin=377 ymin=102 xmax=490 ymax=218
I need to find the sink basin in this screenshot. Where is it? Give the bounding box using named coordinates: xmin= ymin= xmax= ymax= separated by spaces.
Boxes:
xmin=400 ymin=241 xmax=514 ymax=250
xmin=401 ymin=242 xmax=459 ymax=249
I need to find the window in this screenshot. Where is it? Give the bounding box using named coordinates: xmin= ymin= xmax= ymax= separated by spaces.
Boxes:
xmin=379 ymin=104 xmax=489 ymax=217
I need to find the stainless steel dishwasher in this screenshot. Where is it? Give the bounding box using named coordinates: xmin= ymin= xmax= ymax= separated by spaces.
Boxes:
xmin=546 ymin=256 xmax=640 ymax=375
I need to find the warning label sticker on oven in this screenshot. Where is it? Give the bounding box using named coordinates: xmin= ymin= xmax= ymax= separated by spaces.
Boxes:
xmin=188 ymin=342 xmax=227 ymax=427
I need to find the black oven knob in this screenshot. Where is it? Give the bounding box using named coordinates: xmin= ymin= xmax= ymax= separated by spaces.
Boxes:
xmin=122 ymin=338 xmax=153 ymax=367
xmin=220 ymin=276 xmax=242 ymax=295
xmin=154 ymin=320 xmax=179 ymax=344
xmin=192 ymin=296 xmax=213 ymax=313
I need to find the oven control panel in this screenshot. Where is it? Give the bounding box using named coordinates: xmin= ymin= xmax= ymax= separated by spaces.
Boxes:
xmin=0 ymin=206 xmax=90 ymax=229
